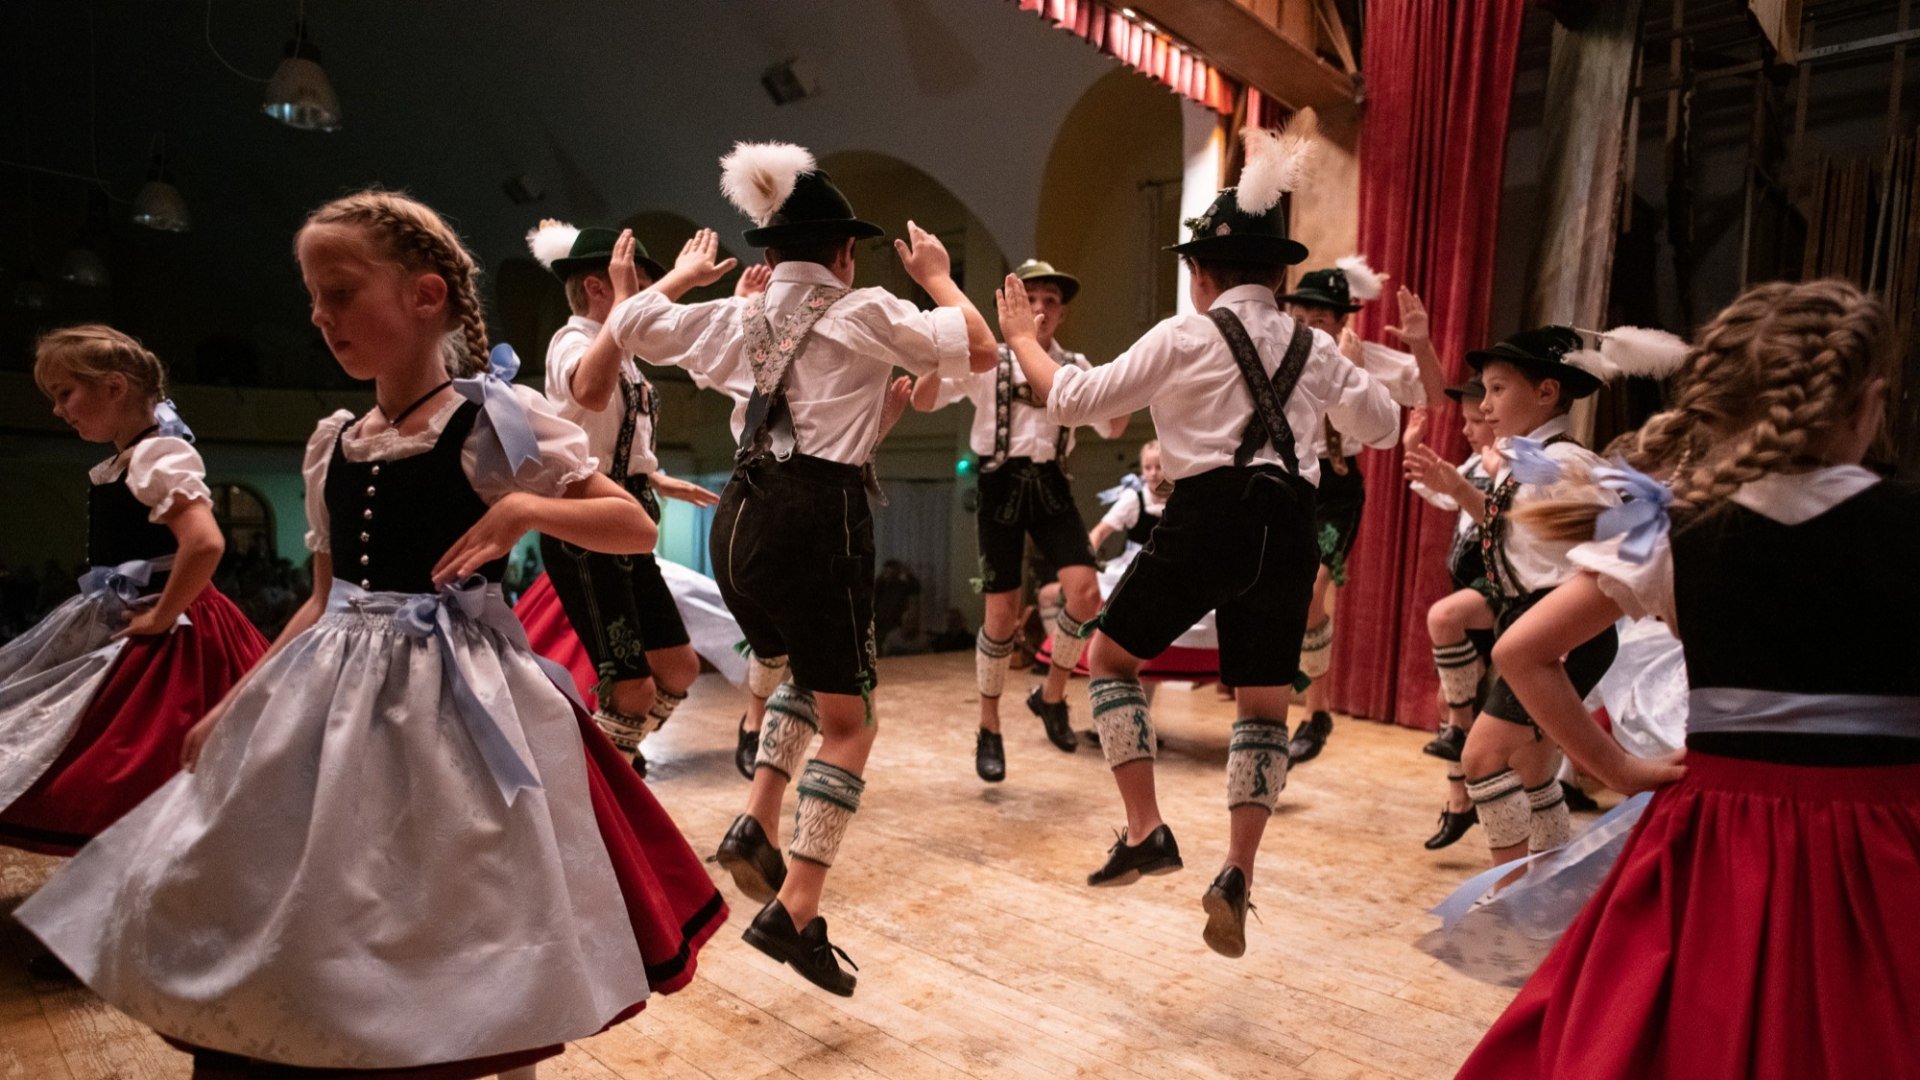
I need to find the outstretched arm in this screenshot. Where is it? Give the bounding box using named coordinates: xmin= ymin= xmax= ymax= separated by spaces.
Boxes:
xmin=1383 ymin=286 xmax=1448 ymax=409
xmin=896 ymin=221 xmax=997 ymax=373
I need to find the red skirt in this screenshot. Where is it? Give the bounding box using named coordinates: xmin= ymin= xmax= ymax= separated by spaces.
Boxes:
xmin=0 ymin=586 xmax=267 ymax=856
xmin=1458 ymin=751 xmax=1920 ymax=1079
xmin=1036 ymin=634 xmax=1221 ymax=681
xmin=515 ymin=572 xmax=600 ymax=709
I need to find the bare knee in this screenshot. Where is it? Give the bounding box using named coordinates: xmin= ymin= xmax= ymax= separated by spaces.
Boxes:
xmin=982 ymin=591 xmax=1020 ymax=638
xmin=609 ymin=677 xmax=657 ymax=717
xmin=1088 ymin=633 xmax=1141 ymax=681
xmin=648 ymin=645 xmax=701 ymax=695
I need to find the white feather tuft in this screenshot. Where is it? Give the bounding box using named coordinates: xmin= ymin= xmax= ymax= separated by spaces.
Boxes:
xmin=1600 ymin=326 xmax=1690 ymax=379
xmin=1235 ymin=108 xmax=1318 ymax=215
xmin=1335 ymin=254 xmax=1385 ymax=301
xmin=719 ymin=142 xmax=817 ymax=226
xmin=526 ymin=222 xmax=580 ymax=269
xmin=1564 ymin=348 xmax=1617 ymax=380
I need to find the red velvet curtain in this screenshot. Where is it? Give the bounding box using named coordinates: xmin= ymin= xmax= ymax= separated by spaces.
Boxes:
xmin=1327 ymin=0 xmax=1529 ymax=729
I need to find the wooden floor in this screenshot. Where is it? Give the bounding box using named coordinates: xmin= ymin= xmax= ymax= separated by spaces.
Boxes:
xmin=1 ymin=652 xmax=1532 ymax=1079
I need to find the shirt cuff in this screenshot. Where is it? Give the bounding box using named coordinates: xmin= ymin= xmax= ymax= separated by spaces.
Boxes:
xmin=927 ymin=307 xmax=971 ymax=380
xmin=606 ymin=290 xmax=669 ymax=353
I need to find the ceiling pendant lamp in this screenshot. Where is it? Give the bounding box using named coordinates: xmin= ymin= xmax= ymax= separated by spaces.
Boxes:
xmin=132 ymin=134 xmax=191 ymax=232
xmin=262 ymin=8 xmax=342 ymax=132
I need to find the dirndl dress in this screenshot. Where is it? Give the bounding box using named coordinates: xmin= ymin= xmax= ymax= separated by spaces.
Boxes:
xmin=19 ymin=384 xmax=725 ymax=1078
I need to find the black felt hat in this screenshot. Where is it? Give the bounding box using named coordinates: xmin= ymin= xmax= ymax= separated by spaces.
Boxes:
xmin=1465 ymin=325 xmax=1604 ymax=399
xmin=1443 ymin=375 xmax=1487 ymax=403
xmin=1167 ymin=188 xmax=1309 ymax=265
xmin=740 ymin=170 xmax=884 ymax=248
xmin=1278 ymin=267 xmax=1359 ymax=311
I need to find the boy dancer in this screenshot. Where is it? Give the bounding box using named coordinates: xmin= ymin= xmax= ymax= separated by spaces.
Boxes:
xmin=1277 ymin=263 xmax=1443 ymax=764
xmin=996 ymin=118 xmax=1398 ymax=957
xmin=585 ymin=143 xmax=997 ymax=994
xmin=910 ymin=258 xmax=1127 ymax=783
xmin=524 ymin=220 xmax=726 ymax=776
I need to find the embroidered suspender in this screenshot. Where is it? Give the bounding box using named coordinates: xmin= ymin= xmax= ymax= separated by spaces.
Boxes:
xmin=1481 ymin=433 xmax=1574 ymax=599
xmin=736 ymin=285 xmax=853 ymax=464
xmin=983 ymin=344 xmax=1076 ymax=474
xmin=608 ymin=365 xmax=657 ymax=485
xmin=1210 ymin=310 xmax=1315 ymax=475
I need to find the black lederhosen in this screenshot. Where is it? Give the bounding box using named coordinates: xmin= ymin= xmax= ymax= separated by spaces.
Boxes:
xmin=711 ymin=454 xmax=876 ymax=698
xmin=974 ymin=457 xmax=1096 ymax=595
xmin=539 ymin=475 xmax=689 ymax=686
xmin=1481 ymin=589 xmax=1618 ymax=729
xmin=1099 ymin=465 xmax=1320 ymax=687
xmin=1313 ymin=455 xmax=1365 ymax=582
xmin=1446 ymin=530 xmax=1498 ymax=660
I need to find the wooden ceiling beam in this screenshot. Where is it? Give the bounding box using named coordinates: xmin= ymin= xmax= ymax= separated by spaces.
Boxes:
xmin=1127 ymin=0 xmax=1359 ymax=110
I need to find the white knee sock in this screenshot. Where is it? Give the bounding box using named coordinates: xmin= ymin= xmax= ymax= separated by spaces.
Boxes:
xmin=1527 ymin=780 xmax=1571 ymax=853
xmin=1300 ymin=616 xmax=1334 ymax=681
xmin=790 ymin=759 xmax=865 ymax=867
xmin=754 ymin=683 xmax=819 ymax=780
xmin=1048 ymin=607 xmax=1093 ymax=677
xmin=1226 ymin=718 xmax=1290 ymax=811
xmin=1089 ymin=677 xmax=1155 ymax=768
xmin=976 ymin=629 xmax=1014 ymax=698
xmin=1466 ymin=770 xmax=1530 ymax=851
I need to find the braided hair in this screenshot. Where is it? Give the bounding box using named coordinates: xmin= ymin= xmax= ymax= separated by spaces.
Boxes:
xmin=1517 ymin=279 xmax=1893 ymax=542
xmin=34 ymin=324 xmax=170 ymax=404
xmin=298 ymin=189 xmax=491 ymax=376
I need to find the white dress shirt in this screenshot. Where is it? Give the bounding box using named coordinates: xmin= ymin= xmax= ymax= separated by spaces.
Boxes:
xmin=605 ymin=261 xmax=972 ymax=466
xmin=1413 ymin=451 xmax=1492 ymax=541
xmin=1490 ymin=415 xmax=1613 ymax=595
xmin=1046 ymin=285 xmax=1398 ymax=486
xmin=930 ymin=341 xmax=1094 ymax=462
xmin=544 ymin=316 xmax=658 ymax=478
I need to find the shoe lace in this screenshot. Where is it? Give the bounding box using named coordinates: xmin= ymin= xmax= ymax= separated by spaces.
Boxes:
xmin=1107 ymin=826 xmax=1129 ymax=854
xmin=813 ymin=939 xmax=858 ymax=972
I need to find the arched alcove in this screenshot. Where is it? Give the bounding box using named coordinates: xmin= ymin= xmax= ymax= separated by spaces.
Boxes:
xmin=816 ymin=150 xmax=1008 ymax=316
xmin=1035 ymin=68 xmax=1186 ymax=367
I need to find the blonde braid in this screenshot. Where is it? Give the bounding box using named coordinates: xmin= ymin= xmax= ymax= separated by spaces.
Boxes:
xmin=1515 ymin=279 xmax=1888 ymax=543
xmin=299 ymin=189 xmax=490 ymax=376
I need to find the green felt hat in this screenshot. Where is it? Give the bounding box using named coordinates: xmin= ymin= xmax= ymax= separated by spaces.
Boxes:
xmin=740 ymin=170 xmax=884 ymax=249
xmin=1014 ymin=259 xmax=1080 ymax=303
xmin=1466 ymin=325 xmax=1604 ymax=400
xmin=1166 ymin=188 xmax=1308 ymax=265
xmin=546 ymin=226 xmax=667 ymax=282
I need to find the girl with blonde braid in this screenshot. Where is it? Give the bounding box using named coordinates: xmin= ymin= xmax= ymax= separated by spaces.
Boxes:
xmin=1459 ymin=280 xmax=1919 ymax=1079
xmin=20 ymin=190 xmax=725 ymax=1080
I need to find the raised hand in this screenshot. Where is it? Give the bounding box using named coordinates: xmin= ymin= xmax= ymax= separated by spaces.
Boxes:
xmin=893 ymin=220 xmax=952 ymax=286
xmin=1402 ymin=406 xmax=1429 ymax=452
xmin=1339 ymin=326 xmax=1364 ymax=364
xmin=431 ymin=493 xmax=532 ymax=588
xmin=673 ymin=228 xmax=740 ymax=287
xmin=734 ymin=263 xmax=772 ymax=298
xmin=610 ymin=230 xmax=642 ymax=303
xmin=995 ymin=274 xmax=1038 ymax=345
xmin=1384 ymin=286 xmax=1430 ymax=345
xmin=1403 ymin=443 xmax=1460 ymax=495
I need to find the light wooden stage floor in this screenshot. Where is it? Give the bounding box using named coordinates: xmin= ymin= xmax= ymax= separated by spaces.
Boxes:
xmin=2 ymin=651 xmax=1536 ymax=1079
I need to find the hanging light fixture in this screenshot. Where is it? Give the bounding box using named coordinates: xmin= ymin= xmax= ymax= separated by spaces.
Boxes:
xmin=132 ymin=134 xmax=190 ymax=232
xmin=59 ymin=190 xmax=112 ymax=289
xmin=262 ymin=5 xmax=342 ymax=132
xmin=12 ymin=268 xmax=50 ymax=311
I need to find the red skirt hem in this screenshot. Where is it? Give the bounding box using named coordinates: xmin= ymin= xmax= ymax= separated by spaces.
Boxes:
xmin=1036 ymin=635 xmax=1219 ymax=681
xmin=0 ymin=585 xmax=267 ymax=855
xmin=515 ymin=573 xmax=600 ymax=709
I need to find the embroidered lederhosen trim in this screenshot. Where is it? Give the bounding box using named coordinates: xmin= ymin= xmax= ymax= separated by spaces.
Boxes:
xmin=736 ymin=286 xmax=853 ymax=464
xmin=983 ymin=344 xmax=1076 ymax=476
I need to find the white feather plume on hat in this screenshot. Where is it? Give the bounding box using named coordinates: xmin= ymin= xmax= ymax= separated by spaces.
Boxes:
xmin=1566 ymin=326 xmax=1691 ymax=381
xmin=720 ymin=142 xmax=817 ymax=226
xmin=526 ymin=221 xmax=580 ymax=269
xmin=1335 ymin=254 xmax=1385 ymax=301
xmin=1235 ymin=108 xmax=1318 ymax=215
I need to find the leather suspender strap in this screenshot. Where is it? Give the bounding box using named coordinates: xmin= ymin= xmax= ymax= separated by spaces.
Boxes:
xmin=1212 ymin=309 xmax=1313 ymax=475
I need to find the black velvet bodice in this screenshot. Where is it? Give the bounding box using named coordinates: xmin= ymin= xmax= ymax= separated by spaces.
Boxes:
xmin=1671 ymin=480 xmax=1920 ymax=696
xmin=87 ymin=458 xmax=175 ymax=569
xmin=324 ymin=401 xmax=508 ymax=593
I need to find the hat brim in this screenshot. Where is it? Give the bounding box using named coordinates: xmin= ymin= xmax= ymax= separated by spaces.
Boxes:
xmin=549 ymin=253 xmax=667 ymax=282
xmin=1018 ymin=272 xmax=1080 ymax=304
xmin=1167 ymin=234 xmax=1309 ymax=265
xmin=1442 ymin=381 xmax=1486 ymax=403
xmin=742 ymin=218 xmax=885 ymax=249
xmin=1465 ymin=346 xmax=1604 ymax=399
xmin=1276 ymin=288 xmax=1362 ymax=313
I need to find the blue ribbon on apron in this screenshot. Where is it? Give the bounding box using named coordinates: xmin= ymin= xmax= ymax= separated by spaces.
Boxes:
xmin=77 ymin=555 xmax=177 ymax=621
xmin=453 ymin=344 xmax=542 ymax=480
xmin=329 ymin=577 xmax=585 ymax=808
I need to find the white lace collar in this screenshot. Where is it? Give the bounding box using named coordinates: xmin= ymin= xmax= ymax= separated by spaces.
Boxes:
xmin=1730 ymin=465 xmax=1881 ymax=525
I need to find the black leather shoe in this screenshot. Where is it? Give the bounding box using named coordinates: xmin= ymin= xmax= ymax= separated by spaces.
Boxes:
xmin=1087 ymin=824 xmax=1183 ymax=887
xmin=1422 ymin=723 xmax=1465 ymax=761
xmin=742 ymin=899 xmax=859 ymax=997
xmin=1562 ymin=780 xmax=1600 ymax=813
xmin=975 ymin=728 xmax=1006 ymax=783
xmin=25 ymin=951 xmax=76 ymax=983
xmin=1201 ymin=866 xmax=1253 ymax=958
xmin=630 ymin=750 xmax=648 ymax=778
xmin=1423 ymin=805 xmax=1478 ymax=850
xmin=712 ymin=814 xmax=786 ymax=903
xmin=735 ymin=715 xmax=759 ymax=781
xmin=1026 ymin=687 xmax=1078 ymax=753
xmin=1287 ymin=711 xmax=1333 ymax=764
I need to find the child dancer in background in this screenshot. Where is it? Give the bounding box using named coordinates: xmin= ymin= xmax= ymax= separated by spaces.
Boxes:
xmin=0 ymin=327 xmax=267 ymax=977
xmin=19 ymin=190 xmax=724 ymax=1080
xmin=1459 ymin=279 xmax=1917 ymax=1079
xmin=1403 ymin=376 xmax=1498 ymax=849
